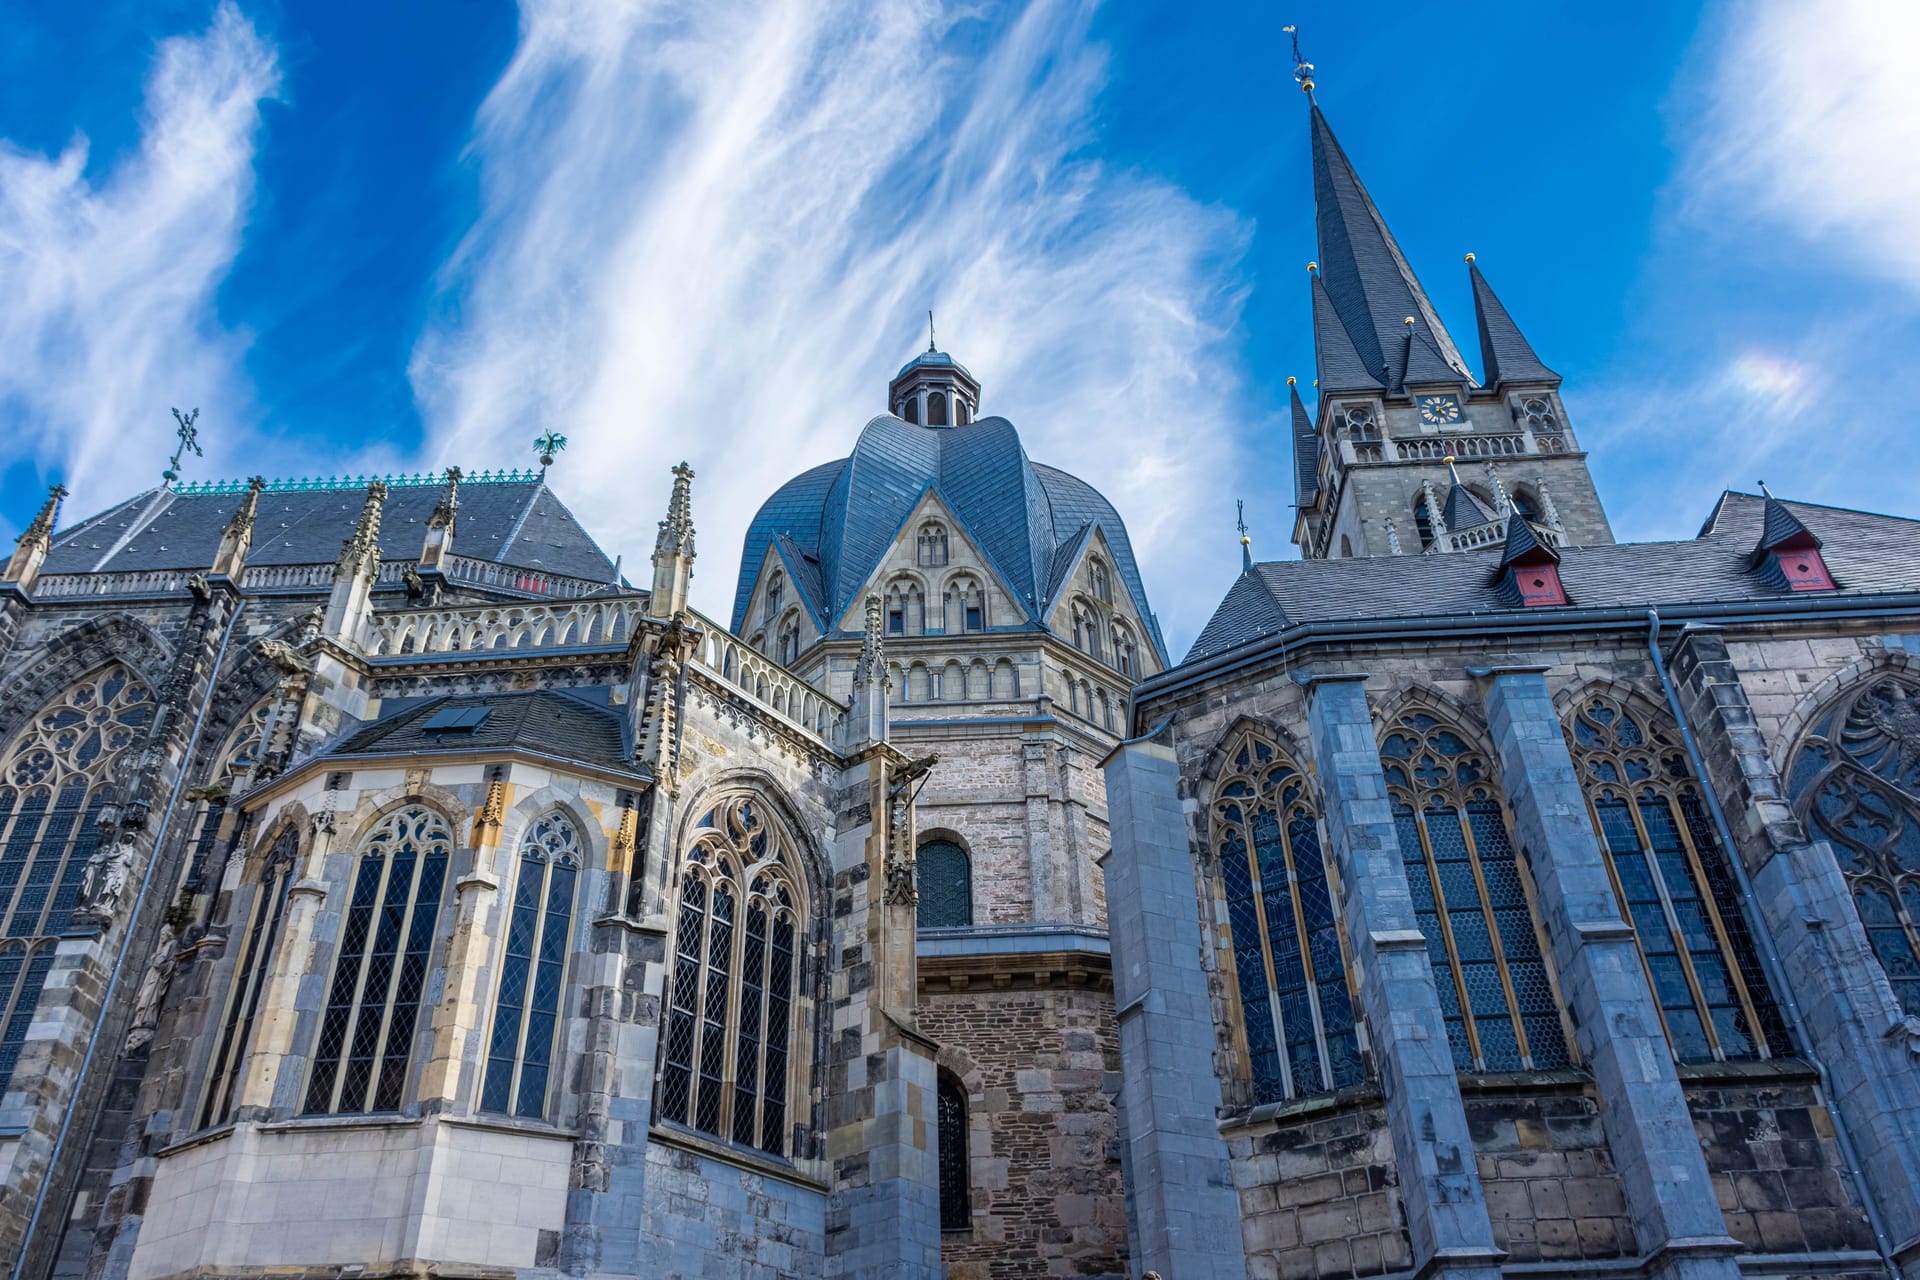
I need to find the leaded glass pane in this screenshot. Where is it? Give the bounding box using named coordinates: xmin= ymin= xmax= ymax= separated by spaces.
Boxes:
xmin=938 ymin=1078 xmax=970 ymax=1230
xmin=917 ymin=840 xmax=972 ymax=928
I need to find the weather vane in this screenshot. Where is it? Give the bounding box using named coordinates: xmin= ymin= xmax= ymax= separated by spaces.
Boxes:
xmin=163 ymin=407 xmax=203 ymax=485
xmin=1283 ymin=24 xmax=1315 ymax=98
xmin=1237 ymin=498 xmax=1253 ymax=571
xmin=534 ymin=430 xmax=568 ymax=469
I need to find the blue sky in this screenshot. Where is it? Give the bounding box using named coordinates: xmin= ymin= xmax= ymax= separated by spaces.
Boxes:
xmin=2 ymin=0 xmax=1916 ymax=655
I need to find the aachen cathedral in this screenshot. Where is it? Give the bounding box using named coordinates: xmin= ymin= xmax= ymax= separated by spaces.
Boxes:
xmin=3 ymin=58 xmax=1920 ymax=1280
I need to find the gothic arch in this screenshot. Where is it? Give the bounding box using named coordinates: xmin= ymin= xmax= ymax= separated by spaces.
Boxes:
xmin=1551 ymin=676 xmax=1664 ymax=721
xmin=1196 ymin=715 xmax=1315 ymax=789
xmin=1770 ymin=648 xmax=1917 ymax=776
xmin=498 ymin=787 xmax=602 ymax=876
xmin=0 ymin=612 xmax=170 ymax=747
xmin=1371 ymin=684 xmax=1493 ymax=749
xmin=669 ymin=771 xmax=830 ymax=930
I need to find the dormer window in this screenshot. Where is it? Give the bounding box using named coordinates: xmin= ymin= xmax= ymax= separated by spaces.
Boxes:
xmin=1774 ymin=551 xmax=1834 ymax=591
xmin=1748 ymin=493 xmax=1834 ymax=593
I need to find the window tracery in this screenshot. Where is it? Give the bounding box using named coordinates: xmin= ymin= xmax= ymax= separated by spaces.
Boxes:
xmin=1787 ymin=674 xmax=1920 ymax=1018
xmin=1212 ymin=735 xmax=1364 ymax=1102
xmin=200 ymin=823 xmax=298 ymax=1128
xmin=482 ymin=813 xmax=581 ymax=1118
xmin=303 ymin=805 xmax=454 ymax=1114
xmin=1568 ymin=692 xmax=1789 ymax=1060
xmin=0 ymin=664 xmax=153 ymax=1090
xmin=1379 ymin=708 xmax=1570 ymax=1072
xmin=918 ymin=522 xmax=949 ymax=568
xmin=658 ymin=795 xmax=802 ymax=1155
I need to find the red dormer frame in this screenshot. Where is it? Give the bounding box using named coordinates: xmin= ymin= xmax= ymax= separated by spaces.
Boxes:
xmin=1509 ymin=560 xmax=1568 ymax=607
xmin=1772 ymin=547 xmax=1835 ymax=591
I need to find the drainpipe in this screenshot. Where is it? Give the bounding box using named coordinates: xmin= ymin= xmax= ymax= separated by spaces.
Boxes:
xmin=12 ymin=599 xmax=247 ymax=1280
xmin=1646 ymin=607 xmax=1897 ymax=1271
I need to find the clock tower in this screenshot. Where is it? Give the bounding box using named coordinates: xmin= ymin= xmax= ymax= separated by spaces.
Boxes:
xmin=1288 ymin=99 xmax=1614 ymax=560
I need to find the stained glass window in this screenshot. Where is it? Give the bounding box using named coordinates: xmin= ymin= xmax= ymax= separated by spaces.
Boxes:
xmin=1567 ymin=692 xmax=1790 ymax=1061
xmin=1379 ymin=709 xmax=1571 ymax=1072
xmin=657 ymin=795 xmax=802 ymax=1155
xmin=917 ymin=840 xmax=972 ymax=928
xmin=303 ymin=805 xmax=453 ymax=1114
xmin=200 ymin=825 xmax=299 ymax=1128
xmin=938 ymin=1075 xmax=970 ymax=1230
xmin=1787 ymin=675 xmax=1920 ymax=1018
xmin=481 ymin=813 xmax=581 ymax=1119
xmin=1212 ymin=735 xmax=1365 ymax=1103
xmin=0 ymin=664 xmax=153 ymax=1091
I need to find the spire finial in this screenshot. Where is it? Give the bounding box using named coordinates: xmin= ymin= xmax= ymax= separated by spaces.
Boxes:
xmin=163 ymin=408 xmax=203 ymax=486
xmin=534 ymin=430 xmax=568 ymax=472
xmin=1237 ymin=498 xmax=1253 ymax=572
xmin=928 ymin=309 xmax=937 ymax=354
xmin=1284 ymin=24 xmax=1315 ymax=98
xmin=1444 ymin=455 xmax=1462 ymax=485
xmin=1758 ymin=480 xmax=1775 ymax=499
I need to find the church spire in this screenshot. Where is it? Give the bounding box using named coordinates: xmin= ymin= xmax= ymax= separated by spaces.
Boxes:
xmin=1309 ymin=105 xmax=1471 ymax=392
xmin=1288 ymin=377 xmax=1319 ymax=509
xmin=1311 ymin=271 xmax=1383 ymax=396
xmin=1468 ymin=256 xmax=1559 ymax=387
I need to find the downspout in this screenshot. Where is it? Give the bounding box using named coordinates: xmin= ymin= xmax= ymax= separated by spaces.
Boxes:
xmin=12 ymin=597 xmax=247 ymax=1280
xmin=1646 ymin=607 xmax=1898 ymax=1270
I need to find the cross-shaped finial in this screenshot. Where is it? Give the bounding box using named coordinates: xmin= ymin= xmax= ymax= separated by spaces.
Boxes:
xmin=1283 ymin=24 xmax=1316 ymax=98
xmin=163 ymin=407 xmax=203 ymax=485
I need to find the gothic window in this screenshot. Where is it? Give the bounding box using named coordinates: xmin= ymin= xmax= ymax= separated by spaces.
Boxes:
xmin=1413 ymin=501 xmax=1436 ymax=551
xmin=937 ymin=1074 xmax=970 ymax=1230
xmin=1787 ymin=675 xmax=1920 ymax=1018
xmin=1379 ymin=709 xmax=1570 ymax=1072
xmin=1212 ymin=735 xmax=1364 ymax=1102
xmin=189 ymin=697 xmax=276 ymax=889
xmin=1511 ymin=487 xmax=1542 ymax=522
xmin=928 ymin=392 xmax=949 ymax=426
xmin=917 ymin=840 xmax=972 ymax=928
xmin=200 ymin=824 xmax=298 ymax=1129
xmin=765 ymin=572 xmax=784 ymax=621
xmin=777 ymin=617 xmax=800 ymax=667
xmin=658 ymin=795 xmax=802 ymax=1155
xmin=918 ymin=523 xmax=949 ymax=568
xmin=1519 ymin=397 xmax=1559 ymax=432
xmin=1567 ymin=693 xmax=1789 ymax=1061
xmin=1090 ymin=559 xmax=1112 ymax=604
xmin=951 ymin=577 xmax=984 ymax=632
xmin=303 ymin=805 xmax=454 ymax=1114
xmin=1112 ymin=624 xmax=1136 ymax=678
xmin=482 ymin=813 xmax=581 ymax=1119
xmin=1342 ymin=404 xmax=1379 ymax=439
xmin=0 ymin=664 xmax=153 ymax=1090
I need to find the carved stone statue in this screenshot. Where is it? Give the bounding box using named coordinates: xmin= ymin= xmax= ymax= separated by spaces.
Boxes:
xmin=79 ymin=834 xmax=139 ymax=918
xmin=124 ymin=923 xmax=179 ymax=1052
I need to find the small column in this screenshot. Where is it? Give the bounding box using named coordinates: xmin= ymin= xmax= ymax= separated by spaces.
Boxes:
xmin=1301 ymin=674 xmax=1502 ymax=1279
xmin=1668 ymin=629 xmax=1920 ymax=1275
xmin=1479 ymin=667 xmax=1741 ymax=1280
xmin=419 ymin=778 xmax=510 ymax=1107
xmin=1098 ymin=730 xmax=1249 ymax=1280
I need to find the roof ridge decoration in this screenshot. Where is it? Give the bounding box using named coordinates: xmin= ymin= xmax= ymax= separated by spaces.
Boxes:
xmin=1309 ymin=103 xmax=1472 ymax=392
xmin=1467 ymin=256 xmax=1559 ymax=387
xmin=173 ymin=469 xmax=543 ymax=496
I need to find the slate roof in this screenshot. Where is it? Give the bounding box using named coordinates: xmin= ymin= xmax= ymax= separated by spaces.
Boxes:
xmin=42 ymin=477 xmax=618 ymax=584
xmin=1441 ymin=480 xmax=1498 ymax=533
xmin=330 ymin=690 xmax=630 ymax=771
xmin=1470 ymin=260 xmax=1558 ymax=387
xmin=1182 ymin=492 xmax=1920 ymax=666
xmin=1290 ymin=383 xmax=1319 ymax=506
xmin=1311 ymin=273 xmax=1383 ymax=396
xmin=1751 ymin=494 xmax=1821 ymax=561
xmin=1310 ymin=105 xmax=1472 ymax=392
xmin=1496 ymin=511 xmax=1554 ymax=568
xmin=733 ymin=415 xmax=1168 ymax=662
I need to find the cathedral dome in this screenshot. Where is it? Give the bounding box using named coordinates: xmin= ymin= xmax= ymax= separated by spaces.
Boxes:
xmin=732 ymin=409 xmax=1167 ymax=663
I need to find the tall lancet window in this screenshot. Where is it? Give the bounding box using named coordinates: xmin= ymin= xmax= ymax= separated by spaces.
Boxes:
xmin=0 ymin=664 xmax=152 ymax=1091
xmin=937 ymin=1074 xmax=970 ymax=1230
xmin=1568 ymin=692 xmax=1789 ymax=1061
xmin=1380 ymin=708 xmax=1571 ymax=1072
xmin=200 ymin=824 xmax=299 ymax=1129
xmin=1212 ymin=734 xmax=1364 ymax=1102
xmin=1787 ymin=674 xmax=1920 ymax=1019
xmin=482 ymin=813 xmax=581 ymax=1118
xmin=658 ymin=795 xmax=802 ymax=1156
xmin=303 ymin=805 xmax=453 ymax=1114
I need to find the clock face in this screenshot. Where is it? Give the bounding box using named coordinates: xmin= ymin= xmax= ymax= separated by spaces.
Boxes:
xmin=1418 ymin=395 xmax=1463 ymax=426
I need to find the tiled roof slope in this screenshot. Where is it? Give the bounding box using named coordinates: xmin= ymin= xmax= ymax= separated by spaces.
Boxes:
xmin=331 ymin=690 xmax=630 ymax=771
xmin=42 ymin=478 xmax=618 ymax=583
xmin=732 ymin=417 xmax=1168 ymax=662
xmin=1469 ymin=260 xmax=1558 ymax=387
xmin=1183 ymin=493 xmax=1920 ymax=665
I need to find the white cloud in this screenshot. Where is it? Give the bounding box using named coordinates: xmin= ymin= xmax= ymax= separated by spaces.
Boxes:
xmin=1684 ymin=0 xmax=1920 ymax=292
xmin=412 ymin=0 xmax=1250 ymax=652
xmin=0 ymin=3 xmax=280 ymax=520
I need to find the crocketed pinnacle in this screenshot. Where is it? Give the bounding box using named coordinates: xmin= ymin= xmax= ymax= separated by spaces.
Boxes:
xmin=429 ymin=466 xmax=463 ymax=531
xmin=18 ymin=484 xmax=68 ymax=546
xmin=222 ymin=477 xmax=267 ymax=541
xmin=1310 ymin=104 xmax=1471 ymax=391
xmin=657 ymin=462 xmax=696 ymax=558
xmin=336 ymin=479 xmax=388 ymax=580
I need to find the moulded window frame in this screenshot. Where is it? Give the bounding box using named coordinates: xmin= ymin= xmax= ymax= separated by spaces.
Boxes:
xmin=479 ymin=812 xmax=584 ymax=1121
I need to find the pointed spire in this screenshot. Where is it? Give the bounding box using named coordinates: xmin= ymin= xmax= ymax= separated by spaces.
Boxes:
xmin=1288 ymin=376 xmax=1320 ymax=507
xmin=1311 ymin=270 xmax=1383 ymax=395
xmin=1467 ymin=256 xmax=1558 ymax=387
xmin=841 ymin=593 xmax=891 ymax=749
xmin=421 ymin=466 xmax=462 ymax=573
xmin=335 ymin=480 xmax=388 ymax=583
xmin=4 ymin=483 xmax=68 ymax=590
xmin=1441 ymin=457 xmax=1496 ymax=532
xmin=1309 ymin=105 xmax=1471 ymax=392
xmin=1236 ymin=498 xmax=1253 ymax=572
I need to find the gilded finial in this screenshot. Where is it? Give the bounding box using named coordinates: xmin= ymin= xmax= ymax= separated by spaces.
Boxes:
xmin=1404 ymin=316 xmax=1417 ymax=328
xmin=1463 ymin=252 xmax=1475 ymax=263
xmin=1284 ymin=25 xmax=1315 ymax=97
xmin=1236 ymin=499 xmax=1253 ymax=572
xmin=1286 ymin=376 xmax=1297 ymax=386
xmin=1307 ymin=260 xmax=1318 ymax=274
